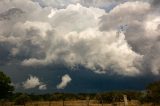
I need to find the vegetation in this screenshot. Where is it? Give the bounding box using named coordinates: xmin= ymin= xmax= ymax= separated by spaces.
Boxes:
xmin=14 ymin=94 xmax=31 ymax=105
xmin=0 ymin=71 xmax=14 ymax=100
xmin=95 ymin=91 xmax=141 ymax=103
xmin=139 ymin=80 xmax=160 ymax=105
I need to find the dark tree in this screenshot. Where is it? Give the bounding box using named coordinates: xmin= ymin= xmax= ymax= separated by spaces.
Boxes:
xmin=146 ymin=80 xmax=160 ymax=104
xmin=0 ymin=71 xmax=14 ymax=100
xmin=14 ymin=94 xmax=31 ymax=105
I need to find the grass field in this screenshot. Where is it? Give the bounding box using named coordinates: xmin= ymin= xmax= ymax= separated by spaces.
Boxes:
xmin=0 ymin=100 xmax=157 ymax=106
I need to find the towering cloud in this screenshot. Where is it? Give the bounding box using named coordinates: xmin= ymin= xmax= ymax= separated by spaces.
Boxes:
xmin=23 ymin=75 xmax=47 ymax=90
xmin=17 ymin=2 xmax=141 ymax=76
xmin=0 ymin=0 xmax=160 ymax=78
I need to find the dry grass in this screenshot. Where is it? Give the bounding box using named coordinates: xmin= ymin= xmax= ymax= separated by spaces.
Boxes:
xmin=0 ymin=100 xmax=159 ymax=106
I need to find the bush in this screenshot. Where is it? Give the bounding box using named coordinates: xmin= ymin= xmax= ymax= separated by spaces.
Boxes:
xmin=14 ymin=94 xmax=31 ymax=105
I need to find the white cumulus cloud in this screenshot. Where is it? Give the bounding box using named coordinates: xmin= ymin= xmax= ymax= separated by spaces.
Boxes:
xmin=23 ymin=75 xmax=47 ymax=90
xmin=57 ymin=74 xmax=72 ymax=89
xmin=39 ymin=84 xmax=47 ymax=90
xmin=18 ymin=3 xmax=141 ymax=76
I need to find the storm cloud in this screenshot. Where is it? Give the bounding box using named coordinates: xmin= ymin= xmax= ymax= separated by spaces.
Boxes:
xmin=0 ymin=0 xmax=160 ymax=91
xmin=151 ymin=0 xmax=160 ymax=7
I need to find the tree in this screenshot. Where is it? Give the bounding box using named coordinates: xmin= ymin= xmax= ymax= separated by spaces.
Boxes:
xmin=14 ymin=94 xmax=31 ymax=105
xmin=0 ymin=71 xmax=14 ymax=100
xmin=146 ymin=80 xmax=160 ymax=104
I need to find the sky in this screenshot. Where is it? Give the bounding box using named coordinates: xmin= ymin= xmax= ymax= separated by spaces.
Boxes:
xmin=0 ymin=0 xmax=160 ymax=93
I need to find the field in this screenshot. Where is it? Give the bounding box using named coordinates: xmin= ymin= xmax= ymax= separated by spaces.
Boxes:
xmin=0 ymin=100 xmax=157 ymax=106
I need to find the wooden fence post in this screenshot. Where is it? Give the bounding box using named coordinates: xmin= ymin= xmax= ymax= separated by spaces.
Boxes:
xmin=86 ymin=96 xmax=90 ymax=106
xmin=123 ymin=95 xmax=128 ymax=106
xmin=63 ymin=99 xmax=65 ymax=106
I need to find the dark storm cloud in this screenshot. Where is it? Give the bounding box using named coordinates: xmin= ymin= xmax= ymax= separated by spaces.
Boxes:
xmin=0 ymin=43 xmax=10 ymax=65
xmin=124 ymin=22 xmax=151 ymax=54
xmin=152 ymin=0 xmax=160 ymax=7
xmin=0 ymin=0 xmax=160 ymax=93
xmin=0 ymin=8 xmax=23 ymax=20
xmin=2 ymin=64 xmax=159 ymax=93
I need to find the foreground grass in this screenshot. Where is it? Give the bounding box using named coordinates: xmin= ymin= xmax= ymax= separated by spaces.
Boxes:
xmin=0 ymin=100 xmax=158 ymax=106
